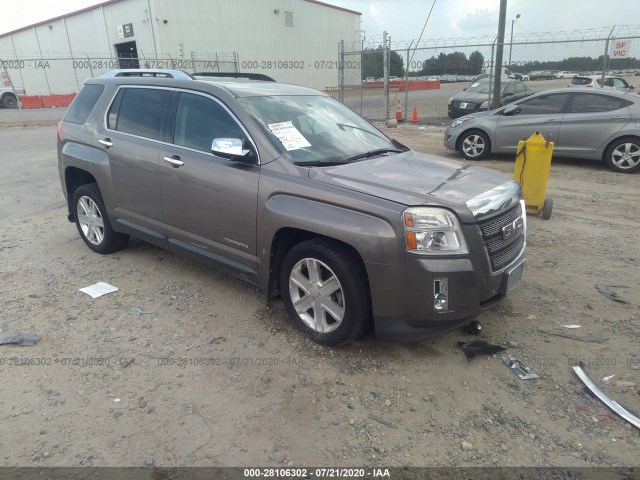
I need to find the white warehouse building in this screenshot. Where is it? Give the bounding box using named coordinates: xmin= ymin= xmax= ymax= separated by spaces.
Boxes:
xmin=0 ymin=0 xmax=361 ymax=95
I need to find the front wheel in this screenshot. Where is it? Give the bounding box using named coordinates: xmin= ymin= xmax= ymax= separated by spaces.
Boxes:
xmin=72 ymin=183 xmax=129 ymax=254
xmin=459 ymin=130 xmax=490 ymax=160
xmin=280 ymin=239 xmax=371 ymax=346
xmin=605 ymin=137 xmax=640 ymax=173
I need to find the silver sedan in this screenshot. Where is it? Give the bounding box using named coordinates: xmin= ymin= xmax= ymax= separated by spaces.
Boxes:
xmin=444 ymin=88 xmax=640 ymax=173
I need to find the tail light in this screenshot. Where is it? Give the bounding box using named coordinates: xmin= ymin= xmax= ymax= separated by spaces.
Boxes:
xmin=1 ymin=72 xmax=10 ymax=87
xmin=57 ymin=121 xmax=64 ymax=142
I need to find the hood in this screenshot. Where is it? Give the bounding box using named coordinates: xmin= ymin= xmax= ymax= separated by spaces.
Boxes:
xmin=452 ymin=90 xmax=494 ymax=104
xmin=308 ymin=150 xmax=516 ymax=223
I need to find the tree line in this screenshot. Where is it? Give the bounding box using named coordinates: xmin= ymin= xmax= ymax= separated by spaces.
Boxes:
xmin=360 ymin=47 xmax=640 ymax=79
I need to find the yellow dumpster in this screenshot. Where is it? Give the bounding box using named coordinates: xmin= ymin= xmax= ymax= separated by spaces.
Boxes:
xmin=513 ymin=132 xmax=554 ymax=220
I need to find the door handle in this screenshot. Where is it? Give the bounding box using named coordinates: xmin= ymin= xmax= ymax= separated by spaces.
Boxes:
xmin=99 ymin=138 xmax=113 ymax=148
xmin=544 ymin=119 xmax=557 ymax=123
xmin=610 ymin=116 xmax=626 ymax=121
xmin=163 ymin=155 xmax=184 ymax=168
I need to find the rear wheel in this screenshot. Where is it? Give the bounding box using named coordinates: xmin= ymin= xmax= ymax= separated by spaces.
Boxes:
xmin=2 ymin=94 xmax=18 ymax=109
xmin=459 ymin=130 xmax=490 ymax=160
xmin=280 ymin=239 xmax=371 ymax=346
xmin=72 ymin=183 xmax=129 ymax=254
xmin=542 ymin=197 xmax=553 ymax=220
xmin=605 ymin=137 xmax=640 ymax=173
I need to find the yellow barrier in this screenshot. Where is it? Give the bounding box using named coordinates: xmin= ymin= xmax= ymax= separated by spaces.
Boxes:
xmin=513 ymin=132 xmax=554 ymax=220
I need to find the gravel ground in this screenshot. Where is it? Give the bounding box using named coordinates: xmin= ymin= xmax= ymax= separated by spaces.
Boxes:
xmin=0 ymin=123 xmax=638 ymax=470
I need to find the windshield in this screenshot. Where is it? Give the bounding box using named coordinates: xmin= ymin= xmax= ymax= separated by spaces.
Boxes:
xmin=465 ymin=81 xmax=492 ymax=94
xmin=237 ymin=95 xmax=397 ymax=165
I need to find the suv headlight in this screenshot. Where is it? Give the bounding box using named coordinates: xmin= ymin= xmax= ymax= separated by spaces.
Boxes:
xmin=480 ymin=100 xmax=489 ymax=109
xmin=447 ymin=96 xmax=454 ymax=105
xmin=403 ymin=208 xmax=468 ymax=255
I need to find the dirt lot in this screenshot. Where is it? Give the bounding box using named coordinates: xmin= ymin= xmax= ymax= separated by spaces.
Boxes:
xmin=0 ymin=123 xmax=638 ymax=471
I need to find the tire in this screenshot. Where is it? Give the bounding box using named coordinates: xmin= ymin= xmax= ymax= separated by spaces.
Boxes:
xmin=279 ymin=239 xmax=371 ymax=346
xmin=605 ymin=137 xmax=640 ymax=173
xmin=459 ymin=130 xmax=490 ymax=160
xmin=72 ymin=183 xmax=129 ymax=254
xmin=2 ymin=94 xmax=18 ymax=109
xmin=542 ymin=197 xmax=553 ymax=220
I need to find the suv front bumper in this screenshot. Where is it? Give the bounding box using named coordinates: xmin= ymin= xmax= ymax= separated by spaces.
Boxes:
xmin=365 ymin=248 xmax=525 ymax=342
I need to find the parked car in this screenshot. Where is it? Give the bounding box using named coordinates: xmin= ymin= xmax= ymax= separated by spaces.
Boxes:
xmin=529 ymin=70 xmax=555 ymax=80
xmin=447 ymin=78 xmax=532 ymax=118
xmin=554 ymin=71 xmax=574 ymax=79
xmin=57 ymin=69 xmax=526 ymax=346
xmin=508 ymin=72 xmax=529 ymax=81
xmin=445 ymin=88 xmax=640 ymax=173
xmin=0 ymin=69 xmax=26 ymax=109
xmin=569 ymin=75 xmax=635 ymax=92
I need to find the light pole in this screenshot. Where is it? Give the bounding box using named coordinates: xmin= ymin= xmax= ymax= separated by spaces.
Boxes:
xmin=508 ymin=14 xmax=521 ymax=68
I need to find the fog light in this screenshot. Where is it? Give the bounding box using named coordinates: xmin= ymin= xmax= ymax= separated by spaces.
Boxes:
xmin=434 ymin=278 xmax=448 ymax=312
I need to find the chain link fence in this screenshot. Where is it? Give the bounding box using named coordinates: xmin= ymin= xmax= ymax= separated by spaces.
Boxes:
xmin=338 ymin=25 xmax=640 ymax=124
xmin=0 ymin=52 xmax=238 ymax=110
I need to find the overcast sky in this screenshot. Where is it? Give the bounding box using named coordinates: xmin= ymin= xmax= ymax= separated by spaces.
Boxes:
xmin=1 ymin=0 xmax=638 ymax=41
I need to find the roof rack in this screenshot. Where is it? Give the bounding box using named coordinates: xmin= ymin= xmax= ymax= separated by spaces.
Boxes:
xmin=192 ymin=72 xmax=276 ymax=82
xmin=101 ymin=69 xmax=194 ymax=80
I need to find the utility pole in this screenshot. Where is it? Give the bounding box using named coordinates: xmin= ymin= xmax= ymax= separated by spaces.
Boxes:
xmin=492 ymin=0 xmax=507 ymax=109
xmin=508 ymin=13 xmax=520 ymax=68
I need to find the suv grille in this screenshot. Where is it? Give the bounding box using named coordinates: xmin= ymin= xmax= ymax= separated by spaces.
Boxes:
xmin=478 ymin=203 xmax=524 ymax=272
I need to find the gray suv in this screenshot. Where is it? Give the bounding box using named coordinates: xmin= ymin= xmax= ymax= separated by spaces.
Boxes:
xmin=57 ymin=69 xmax=526 ymax=346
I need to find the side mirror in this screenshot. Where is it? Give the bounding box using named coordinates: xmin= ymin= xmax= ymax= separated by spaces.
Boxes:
xmin=211 ymin=138 xmax=255 ymax=163
xmin=630 ymin=85 xmax=635 ymax=90
xmin=503 ymin=104 xmax=520 ymax=115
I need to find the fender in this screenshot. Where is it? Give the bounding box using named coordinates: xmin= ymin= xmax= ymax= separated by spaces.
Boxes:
xmin=258 ymin=194 xmax=404 ymax=276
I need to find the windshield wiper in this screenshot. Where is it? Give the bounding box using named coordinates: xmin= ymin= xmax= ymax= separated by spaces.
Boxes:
xmin=294 ymin=160 xmax=351 ymax=167
xmin=336 ymin=123 xmax=387 ymax=141
xmin=346 ymin=148 xmax=402 ymax=162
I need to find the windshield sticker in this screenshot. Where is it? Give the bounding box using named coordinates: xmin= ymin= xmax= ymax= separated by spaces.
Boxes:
xmin=268 ymin=121 xmax=312 ymax=151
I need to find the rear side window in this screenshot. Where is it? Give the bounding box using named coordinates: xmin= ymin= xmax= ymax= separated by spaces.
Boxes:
xmin=108 ymin=87 xmax=173 ymax=141
xmin=571 ymin=77 xmax=592 ymax=86
xmin=569 ymin=94 xmax=631 ymax=113
xmin=65 ymin=84 xmax=104 ymax=124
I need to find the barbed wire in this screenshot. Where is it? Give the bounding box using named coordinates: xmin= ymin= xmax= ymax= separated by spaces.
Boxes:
xmin=350 ymin=24 xmax=640 ymax=52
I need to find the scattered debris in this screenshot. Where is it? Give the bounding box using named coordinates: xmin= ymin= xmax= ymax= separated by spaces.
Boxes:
xmin=113 ymin=398 xmax=121 ymax=403
xmin=502 ymin=356 xmax=539 ymax=380
xmin=208 ymin=336 xmax=226 ymax=344
xmin=79 ymin=282 xmax=118 ymax=298
xmin=131 ymin=307 xmax=153 ymax=315
xmin=547 ymin=331 xmax=608 ymax=343
xmin=458 ymin=340 xmax=506 ymax=361
xmin=560 ymin=324 xmax=581 ymax=329
xmin=602 ymin=375 xmax=615 ymax=383
xmin=573 ymin=364 xmax=640 ymax=430
xmin=576 ymin=405 xmax=591 ymax=412
xmin=0 ymin=332 xmax=41 ymax=346
xmin=595 ymin=284 xmax=628 ymax=304
xmin=368 ymin=413 xmax=397 ymax=429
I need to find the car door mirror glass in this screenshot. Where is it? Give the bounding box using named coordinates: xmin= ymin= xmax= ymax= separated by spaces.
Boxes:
xmin=503 ymin=104 xmax=520 ymax=115
xmin=211 ymin=138 xmax=254 ymax=162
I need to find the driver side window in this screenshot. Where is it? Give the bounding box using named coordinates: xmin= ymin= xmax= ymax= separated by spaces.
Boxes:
xmin=173 ymin=92 xmax=245 ymax=153
xmin=516 ymin=93 xmax=569 ymax=114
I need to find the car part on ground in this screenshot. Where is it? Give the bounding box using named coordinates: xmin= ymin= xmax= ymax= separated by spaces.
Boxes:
xmin=58 ymin=69 xmax=526 ymax=345
xmin=445 ymin=87 xmax=640 ymax=173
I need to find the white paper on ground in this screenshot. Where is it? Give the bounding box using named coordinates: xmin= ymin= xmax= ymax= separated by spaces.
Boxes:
xmin=79 ymin=282 xmax=118 ymax=298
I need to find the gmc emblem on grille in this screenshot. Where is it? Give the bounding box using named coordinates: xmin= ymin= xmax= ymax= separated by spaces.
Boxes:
xmin=502 ymin=217 xmax=524 ymax=241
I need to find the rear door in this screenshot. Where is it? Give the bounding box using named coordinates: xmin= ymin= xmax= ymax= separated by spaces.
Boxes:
xmin=494 ymin=92 xmax=570 ymax=152
xmin=98 ymin=86 xmax=175 ymax=245
xmin=557 ymin=92 xmax=631 ymax=156
xmin=159 ymin=90 xmax=260 ymax=277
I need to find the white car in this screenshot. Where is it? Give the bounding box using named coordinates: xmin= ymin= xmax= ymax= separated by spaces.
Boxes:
xmin=569 ymin=75 xmax=635 ymax=92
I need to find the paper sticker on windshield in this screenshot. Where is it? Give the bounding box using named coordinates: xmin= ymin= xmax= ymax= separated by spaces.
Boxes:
xmin=268 ymin=121 xmax=311 ymax=151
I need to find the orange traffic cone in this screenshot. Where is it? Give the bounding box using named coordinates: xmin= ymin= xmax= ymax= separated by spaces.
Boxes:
xmin=395 ymin=100 xmax=403 ymax=122
xmin=410 ymin=106 xmax=419 ymax=123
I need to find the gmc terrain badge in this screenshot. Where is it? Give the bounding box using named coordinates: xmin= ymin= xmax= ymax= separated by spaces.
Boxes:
xmin=502 ymin=217 xmax=524 ymax=241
